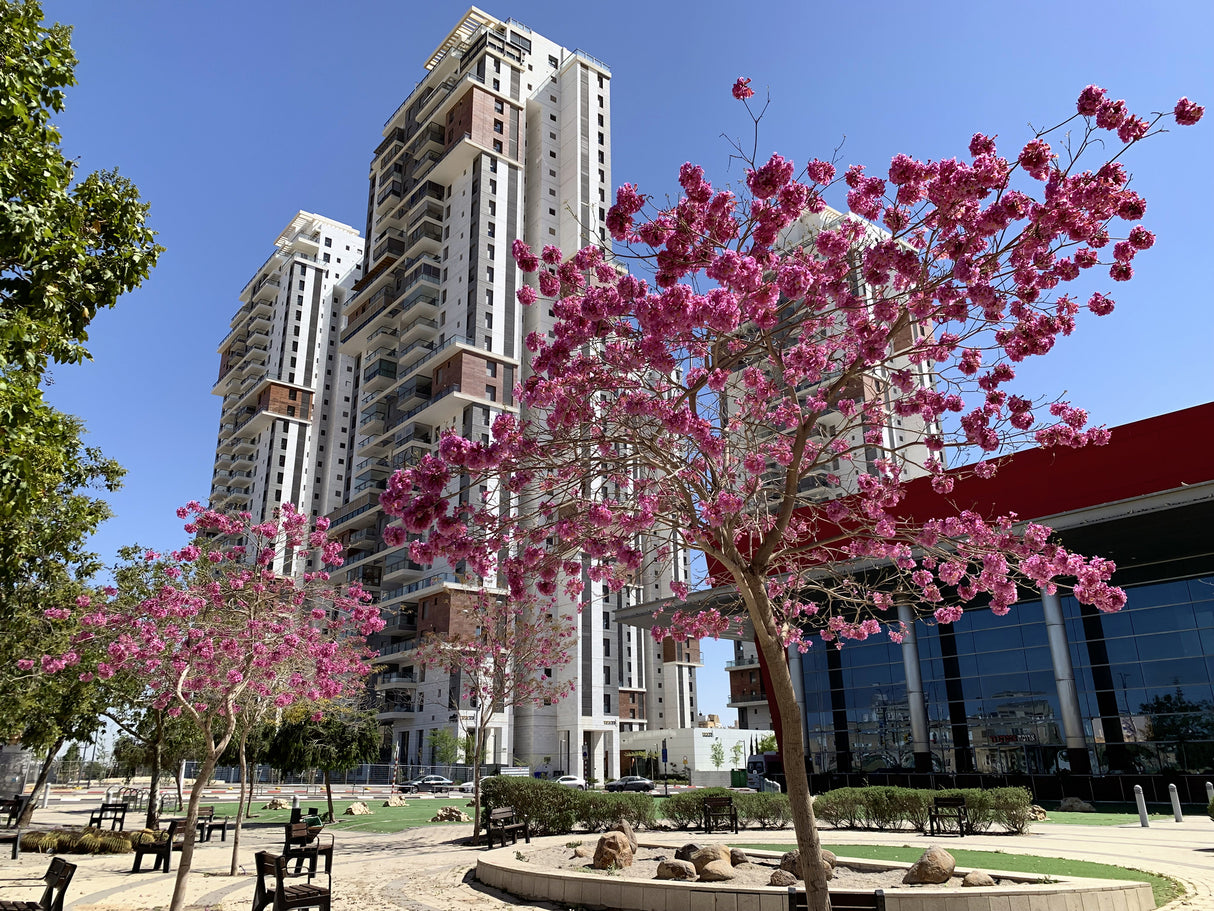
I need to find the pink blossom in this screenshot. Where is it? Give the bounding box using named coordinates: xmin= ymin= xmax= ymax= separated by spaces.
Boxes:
xmin=1174 ymin=97 xmax=1204 ymax=126
xmin=1076 ymin=85 xmax=1106 ymax=116
xmin=731 ymin=77 xmax=755 ymax=100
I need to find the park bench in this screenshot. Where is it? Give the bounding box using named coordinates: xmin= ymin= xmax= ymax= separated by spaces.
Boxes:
xmin=0 ymin=796 xmax=26 ymax=829
xmin=701 ymin=795 xmax=739 ymax=834
xmin=87 ymin=802 xmax=128 ymax=831
xmin=282 ymin=823 xmax=333 ymax=883
xmin=484 ymin=807 xmax=529 ymax=849
xmin=253 ymin=851 xmax=330 ymax=911
xmin=0 ymin=826 xmax=21 ymax=860
xmin=787 ymin=887 xmax=886 ymax=911
xmin=0 ymin=856 xmax=76 ymax=911
xmin=130 ymin=820 xmax=185 ymax=873
xmin=195 ymin=806 xmax=229 ymax=843
xmin=287 ymin=807 xmax=322 ymax=825
xmin=928 ymin=795 xmax=971 ymax=836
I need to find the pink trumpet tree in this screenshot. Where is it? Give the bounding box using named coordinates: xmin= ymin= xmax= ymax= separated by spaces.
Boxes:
xmin=380 ymin=85 xmax=1201 ymax=910
xmin=32 ymin=502 xmax=384 ymax=911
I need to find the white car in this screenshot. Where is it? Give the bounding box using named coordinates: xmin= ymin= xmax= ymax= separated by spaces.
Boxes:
xmin=456 ymin=781 xmax=476 ymax=793
xmin=554 ymin=774 xmax=587 ymax=790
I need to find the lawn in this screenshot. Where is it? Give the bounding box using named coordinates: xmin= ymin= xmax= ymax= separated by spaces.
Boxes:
xmin=740 ymin=843 xmax=1182 ymax=907
xmin=199 ymin=796 xmax=479 ymax=833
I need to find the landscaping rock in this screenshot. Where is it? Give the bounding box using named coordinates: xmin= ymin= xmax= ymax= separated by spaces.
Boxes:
xmin=674 ymin=843 xmax=704 ymax=862
xmin=730 ymin=847 xmax=750 ymax=866
xmin=593 ymin=832 xmax=633 ymax=870
xmin=262 ymin=798 xmax=290 ymax=810
xmin=689 ymin=844 xmax=732 ymax=873
xmin=655 ymin=859 xmax=697 ymax=881
xmin=698 ymin=859 xmax=736 ymax=881
xmin=903 ymin=845 xmax=955 ymax=884
xmin=770 ymin=869 xmax=799 ymax=886
xmin=382 ymin=795 xmax=409 ymax=807
xmin=1029 ymin=805 xmax=1048 ymax=820
xmin=963 ymin=870 xmax=997 ymax=887
xmin=343 ymin=801 xmax=372 ymax=816
xmin=1058 ymin=796 xmax=1094 ymax=812
xmin=608 ymin=819 xmax=638 ymax=852
xmin=821 ymin=848 xmax=837 ymax=868
xmin=429 ymin=806 xmax=470 ymax=822
xmin=779 ymin=849 xmax=801 ymax=873
xmin=573 ymin=845 xmax=592 ymax=858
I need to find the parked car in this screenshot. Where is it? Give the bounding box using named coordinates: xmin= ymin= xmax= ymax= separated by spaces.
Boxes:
xmin=397 ymin=775 xmax=455 ymax=793
xmin=456 ymin=781 xmax=476 ymax=793
xmin=604 ymin=775 xmax=654 ymax=792
xmin=554 ymin=775 xmax=587 ymax=790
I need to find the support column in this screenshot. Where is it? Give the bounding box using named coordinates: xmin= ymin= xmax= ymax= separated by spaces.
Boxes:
xmin=897 ymin=602 xmax=932 ymax=772
xmin=787 ymin=645 xmax=809 ymax=754
xmin=1042 ymin=589 xmax=1092 ymax=774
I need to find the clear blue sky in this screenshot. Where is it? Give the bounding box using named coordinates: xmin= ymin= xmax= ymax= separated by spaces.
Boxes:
xmin=41 ymin=0 xmax=1214 ymax=724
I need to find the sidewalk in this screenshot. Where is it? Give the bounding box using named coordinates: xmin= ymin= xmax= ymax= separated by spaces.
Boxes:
xmin=3 ymin=801 xmax=1211 ymax=910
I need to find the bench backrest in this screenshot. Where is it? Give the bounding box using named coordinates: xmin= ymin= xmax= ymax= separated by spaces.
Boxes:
xmin=933 ymin=796 xmax=967 ymax=808
xmin=790 ymin=887 xmax=885 ymax=911
xmin=197 ymin=806 xmax=215 ymax=821
xmin=703 ymin=796 xmax=733 ymax=808
xmin=38 ymin=857 xmax=78 ymax=911
xmin=487 ymin=807 xmax=516 ymax=822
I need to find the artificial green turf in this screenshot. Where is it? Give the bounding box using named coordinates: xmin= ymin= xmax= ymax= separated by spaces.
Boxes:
xmin=200 ymin=797 xmax=478 ymax=833
xmin=740 ymin=843 xmax=1181 ymax=907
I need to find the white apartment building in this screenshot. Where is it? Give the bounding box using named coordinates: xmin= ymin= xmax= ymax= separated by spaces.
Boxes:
xmin=326 ymin=8 xmax=698 ymax=783
xmin=210 ymin=212 xmax=364 ymax=574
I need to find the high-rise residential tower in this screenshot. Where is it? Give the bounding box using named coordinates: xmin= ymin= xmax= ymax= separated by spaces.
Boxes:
xmin=210 ymin=212 xmax=364 ymax=573
xmin=329 ymin=8 xmax=696 ymax=783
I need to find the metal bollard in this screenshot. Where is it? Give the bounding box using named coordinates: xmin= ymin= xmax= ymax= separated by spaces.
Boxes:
xmin=1169 ymin=783 xmax=1183 ymax=822
xmin=104 ymin=786 xmax=117 ymax=802
xmin=1134 ymin=784 xmax=1149 ymax=827
xmin=1206 ymin=781 xmax=1213 ymax=805
xmin=291 ymin=794 xmax=300 ymax=810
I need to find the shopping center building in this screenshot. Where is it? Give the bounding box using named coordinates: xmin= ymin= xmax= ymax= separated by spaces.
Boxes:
xmin=621 ymin=402 xmax=1214 ymax=804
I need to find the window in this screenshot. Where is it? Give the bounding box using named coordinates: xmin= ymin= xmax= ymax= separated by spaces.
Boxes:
xmin=487 ymin=222 xmax=495 ymax=237
xmin=493 ymin=120 xmax=503 ymax=134
xmin=489 ymin=179 xmax=497 ymax=194
xmin=492 ymin=78 xmax=499 ymax=90
xmin=484 ymin=312 xmax=493 ymax=328
xmin=598 ymin=132 xmax=604 ymax=145
xmin=487 ymin=244 xmax=495 ymax=259
xmin=598 ymin=94 xmax=604 ymax=107
xmin=548 ymin=54 xmax=558 ymax=67
xmin=598 ymin=114 xmax=604 ymax=126
xmin=288 ymin=389 xmax=297 ymax=400
xmin=486 ymin=362 xmax=497 ymax=377
xmin=298 ymin=280 xmax=305 ymax=291
xmin=604 ymin=694 xmax=611 ymax=713
xmin=323 ymin=237 xmax=332 ymax=247
xmin=297 ymin=295 xmax=304 ymax=305
xmin=486 ymin=266 xmax=494 ymax=281
xmin=485 ymin=385 xmax=496 ymax=402
xmin=489 ymin=159 xmax=497 ymax=173
xmin=493 ymin=99 xmax=503 ymax=113
xmin=599 ymin=169 xmax=605 ymax=182
xmin=493 ymin=140 xmax=502 ymax=153
xmin=550 ymin=113 xmax=556 ymax=122
xmin=322 ymin=252 xmax=330 ymax=263
xmin=604 ymin=637 xmax=610 ymax=657
xmin=604 ymin=666 xmax=611 ymax=684
xmin=598 ymin=150 xmax=604 ymax=163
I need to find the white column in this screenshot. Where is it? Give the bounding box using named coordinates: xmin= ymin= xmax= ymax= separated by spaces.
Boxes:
xmin=896 ymin=602 xmax=932 ymax=771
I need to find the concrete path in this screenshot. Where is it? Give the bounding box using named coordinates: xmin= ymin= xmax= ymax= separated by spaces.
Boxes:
xmin=3 ymin=801 xmax=1211 ymax=910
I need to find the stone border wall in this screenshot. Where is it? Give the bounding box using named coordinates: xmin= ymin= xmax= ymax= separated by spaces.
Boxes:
xmin=476 ymin=841 xmax=1156 ymax=911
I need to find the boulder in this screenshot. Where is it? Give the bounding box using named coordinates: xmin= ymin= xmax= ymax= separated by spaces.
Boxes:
xmin=593 ymin=832 xmax=633 ymax=870
xmin=343 ymin=801 xmax=372 ymax=816
xmin=1029 ymin=805 xmax=1048 ymax=820
xmin=429 ymin=806 xmax=470 ymax=822
xmin=821 ymin=848 xmax=837 ymax=868
xmin=689 ymin=844 xmax=732 ymax=873
xmin=962 ymin=870 xmax=997 ymax=887
xmin=674 ymin=843 xmax=704 ymax=862
xmin=382 ymin=795 xmax=409 ymax=807
xmin=655 ymin=859 xmax=697 ymax=881
xmin=779 ymin=849 xmax=800 ymax=873
xmin=698 ymin=859 xmax=736 ymax=881
xmin=769 ymin=869 xmax=799 ymax=886
xmin=573 ymin=845 xmax=592 ymax=858
xmin=903 ymin=845 xmax=955 ymax=884
xmin=261 ymin=798 xmax=291 ymax=810
xmin=1058 ymin=796 xmax=1094 ymax=813
xmin=729 ymin=847 xmax=750 ymax=866
xmin=608 ymin=819 xmax=638 ymax=852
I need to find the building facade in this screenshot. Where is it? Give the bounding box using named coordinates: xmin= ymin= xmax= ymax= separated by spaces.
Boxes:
xmin=324 ymin=8 xmax=696 ymax=783
xmin=211 ymin=211 xmax=364 ymax=574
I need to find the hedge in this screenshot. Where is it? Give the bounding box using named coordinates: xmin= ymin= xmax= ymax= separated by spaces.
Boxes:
xmin=813 ymin=786 xmax=1033 ymax=834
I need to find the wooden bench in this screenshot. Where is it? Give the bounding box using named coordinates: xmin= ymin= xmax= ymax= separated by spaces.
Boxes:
xmin=130 ymin=820 xmax=184 ymax=873
xmin=253 ymin=851 xmax=331 ymax=911
xmin=282 ymin=823 xmax=333 ymax=882
xmin=195 ymin=806 xmax=229 ymax=843
xmin=484 ymin=807 xmax=529 ymax=849
xmin=788 ymin=887 xmax=886 ymax=911
xmin=928 ymin=795 xmax=970 ymax=836
xmin=0 ymin=826 xmax=21 ymax=860
xmin=87 ymin=802 xmax=128 ymax=831
xmin=701 ymin=795 xmax=739 ymax=834
xmin=0 ymin=856 xmax=77 ymax=911
xmin=0 ymin=796 xmax=26 ymax=829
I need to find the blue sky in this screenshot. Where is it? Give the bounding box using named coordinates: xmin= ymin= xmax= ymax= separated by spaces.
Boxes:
xmin=41 ymin=0 xmax=1213 ymax=724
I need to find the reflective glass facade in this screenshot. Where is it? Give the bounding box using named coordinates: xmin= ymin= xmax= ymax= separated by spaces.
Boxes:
xmin=800 ymin=575 xmax=1214 ymax=776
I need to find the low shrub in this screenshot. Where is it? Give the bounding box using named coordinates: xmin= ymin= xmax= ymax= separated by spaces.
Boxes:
xmin=988 ymin=787 xmax=1033 ymax=834
xmin=479 ymin=776 xmax=580 ymax=836
xmin=737 ymin=791 xmax=792 ymax=828
xmin=577 ymin=791 xmax=656 ymax=831
xmin=812 ymin=786 xmax=1031 ymax=834
xmin=658 ymin=791 xmax=702 ymax=829
xmin=814 ymin=787 xmax=866 ymax=829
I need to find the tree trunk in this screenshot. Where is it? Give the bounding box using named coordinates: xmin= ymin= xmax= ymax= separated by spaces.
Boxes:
xmin=244 ymin=758 xmax=256 ymax=817
xmin=470 ymin=722 xmax=488 ymax=842
xmin=145 ymin=713 xmax=164 ymax=830
xmin=175 ymin=759 xmax=185 ymax=811
xmin=17 ymin=734 xmax=65 ymax=826
xmin=740 ymin=570 xmax=832 ymax=911
xmin=230 ymin=729 xmax=249 ymax=876
xmin=167 ymin=751 xmax=217 ymax=911
xmin=323 ymin=768 xmax=334 ymax=823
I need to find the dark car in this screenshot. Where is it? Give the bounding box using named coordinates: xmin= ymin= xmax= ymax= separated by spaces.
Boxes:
xmin=397 ymin=774 xmax=455 ymax=793
xmin=604 ymin=775 xmax=654 ymax=792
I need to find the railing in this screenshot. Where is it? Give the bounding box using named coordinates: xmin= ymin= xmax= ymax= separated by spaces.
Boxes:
xmin=386 ymin=385 xmax=459 ymax=431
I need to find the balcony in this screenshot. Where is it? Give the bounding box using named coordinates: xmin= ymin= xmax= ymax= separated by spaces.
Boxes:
xmin=375 ymin=180 xmax=403 ymax=211
xmin=383 ymin=552 xmax=424 ymax=582
xmin=397 ymin=316 xmax=437 ymax=346
xmin=725 ymin=657 xmax=760 ymax=670
xmin=362 ymin=358 xmax=397 ymax=393
xmin=380 ymin=609 xmax=417 ymax=635
xmin=358 ymin=404 xmax=390 ymax=434
xmin=728 ymin=690 xmax=770 ymax=707
xmin=392 ymin=422 xmax=431 ymax=448
xmin=252 ymin=277 xmax=280 ymax=303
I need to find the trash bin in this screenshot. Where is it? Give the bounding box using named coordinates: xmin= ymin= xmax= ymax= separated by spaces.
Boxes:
xmin=730 ymin=769 xmax=747 ymax=788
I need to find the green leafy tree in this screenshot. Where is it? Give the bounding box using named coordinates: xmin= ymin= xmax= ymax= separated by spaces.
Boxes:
xmin=756 ymin=732 xmax=778 ymax=754
xmin=430 ymin=727 xmax=460 ymax=766
xmin=267 ymin=705 xmax=382 ymax=823
xmin=730 ymin=741 xmax=745 ymax=769
xmin=0 ymin=0 xmax=160 ymax=586
xmin=710 ymin=739 xmax=726 ymax=770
